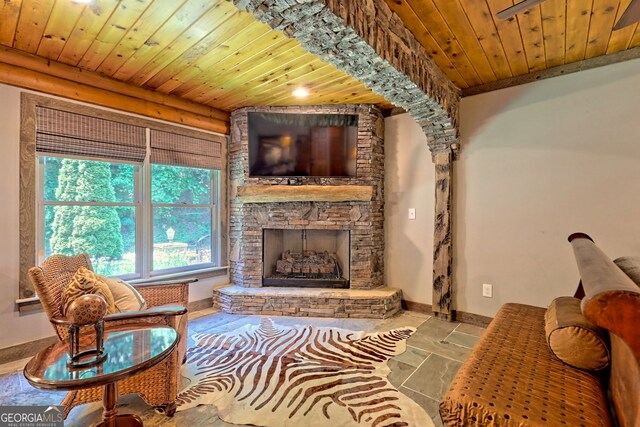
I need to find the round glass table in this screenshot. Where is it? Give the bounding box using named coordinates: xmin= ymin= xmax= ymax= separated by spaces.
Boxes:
xmin=24 ymin=325 xmax=178 ymax=427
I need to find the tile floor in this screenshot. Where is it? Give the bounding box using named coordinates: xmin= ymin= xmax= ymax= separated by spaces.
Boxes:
xmin=0 ymin=308 xmax=485 ymax=426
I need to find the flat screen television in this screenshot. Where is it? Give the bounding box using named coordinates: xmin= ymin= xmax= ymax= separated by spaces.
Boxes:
xmin=248 ymin=112 xmax=358 ymax=177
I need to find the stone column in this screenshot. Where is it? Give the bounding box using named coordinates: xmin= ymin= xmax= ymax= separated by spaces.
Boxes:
xmin=431 ymin=148 xmax=454 ymax=321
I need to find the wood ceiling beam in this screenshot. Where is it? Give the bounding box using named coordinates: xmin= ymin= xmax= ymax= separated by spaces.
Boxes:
xmin=0 ymin=46 xmax=229 ymax=133
xmin=462 ymin=46 xmax=640 ymax=97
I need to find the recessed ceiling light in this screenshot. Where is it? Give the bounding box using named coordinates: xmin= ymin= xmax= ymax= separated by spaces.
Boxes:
xmin=292 ymin=87 xmax=309 ymax=98
xmin=72 ymin=0 xmax=92 ymax=4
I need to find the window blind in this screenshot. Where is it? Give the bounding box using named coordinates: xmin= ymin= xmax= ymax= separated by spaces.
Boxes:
xmin=35 ymin=107 xmax=146 ymax=163
xmin=150 ymin=129 xmax=222 ymax=170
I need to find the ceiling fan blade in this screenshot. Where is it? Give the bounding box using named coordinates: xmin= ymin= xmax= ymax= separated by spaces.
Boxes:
xmin=614 ymin=0 xmax=640 ymax=30
xmin=496 ymin=0 xmax=548 ymax=20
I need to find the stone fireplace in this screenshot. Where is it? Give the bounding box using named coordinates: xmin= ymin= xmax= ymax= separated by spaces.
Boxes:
xmin=214 ymin=105 xmax=402 ymax=318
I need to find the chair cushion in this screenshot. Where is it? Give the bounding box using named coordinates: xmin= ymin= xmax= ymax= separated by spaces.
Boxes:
xmin=545 ymin=296 xmax=610 ymax=371
xmin=61 ymin=267 xmax=116 ymax=316
xmin=614 ymin=256 xmax=640 ymax=287
xmin=99 ymin=275 xmax=147 ymax=313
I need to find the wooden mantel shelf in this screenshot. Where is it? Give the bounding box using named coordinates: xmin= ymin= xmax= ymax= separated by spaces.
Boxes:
xmin=236 ymin=185 xmax=373 ymax=203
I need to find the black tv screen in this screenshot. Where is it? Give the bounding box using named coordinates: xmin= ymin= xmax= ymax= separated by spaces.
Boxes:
xmin=248 ymin=112 xmax=358 ymax=177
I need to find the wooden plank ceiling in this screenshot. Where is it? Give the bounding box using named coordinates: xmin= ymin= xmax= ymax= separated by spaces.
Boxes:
xmin=0 ymin=0 xmax=391 ymax=111
xmin=384 ymin=0 xmax=640 ymax=89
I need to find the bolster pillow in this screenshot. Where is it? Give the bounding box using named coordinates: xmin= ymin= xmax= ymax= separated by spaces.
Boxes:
xmin=544 ymin=296 xmax=610 ymax=371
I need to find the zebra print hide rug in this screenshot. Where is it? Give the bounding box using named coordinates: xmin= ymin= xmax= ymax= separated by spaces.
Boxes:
xmin=176 ymin=319 xmax=434 ymax=427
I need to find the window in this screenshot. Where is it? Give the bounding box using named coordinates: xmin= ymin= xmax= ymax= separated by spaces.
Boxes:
xmin=151 ymin=164 xmax=217 ymax=273
xmin=34 ymin=105 xmax=223 ymax=280
xmin=40 ymin=157 xmax=139 ymax=277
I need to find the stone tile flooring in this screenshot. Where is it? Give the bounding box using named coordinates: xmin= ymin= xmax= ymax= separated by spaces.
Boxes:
xmin=0 ymin=309 xmax=485 ymax=426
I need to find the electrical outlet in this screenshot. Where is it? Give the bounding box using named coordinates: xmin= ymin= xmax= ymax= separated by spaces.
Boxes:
xmin=482 ymin=283 xmax=493 ymax=298
xmin=408 ymin=208 xmax=416 ymax=220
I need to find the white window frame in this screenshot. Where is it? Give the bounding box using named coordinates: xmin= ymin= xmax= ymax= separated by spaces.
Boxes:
xmin=35 ymin=151 xmax=220 ymax=280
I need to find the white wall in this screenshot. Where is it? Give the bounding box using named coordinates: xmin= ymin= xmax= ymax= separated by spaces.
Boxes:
xmin=385 ymin=58 xmax=640 ymax=317
xmin=384 ymin=115 xmax=435 ymax=305
xmin=0 ymin=84 xmax=228 ymax=350
xmin=456 ymin=59 xmax=640 ymax=317
xmin=0 ymin=84 xmax=54 ymax=349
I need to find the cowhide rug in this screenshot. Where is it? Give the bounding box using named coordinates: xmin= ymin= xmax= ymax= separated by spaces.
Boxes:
xmin=176 ymin=319 xmax=434 ymax=427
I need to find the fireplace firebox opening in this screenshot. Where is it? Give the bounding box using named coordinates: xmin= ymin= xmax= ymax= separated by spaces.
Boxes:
xmin=262 ymin=229 xmax=350 ymax=289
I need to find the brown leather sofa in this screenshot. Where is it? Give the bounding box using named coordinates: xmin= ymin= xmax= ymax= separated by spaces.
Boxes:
xmin=439 ymin=234 xmax=640 ymax=427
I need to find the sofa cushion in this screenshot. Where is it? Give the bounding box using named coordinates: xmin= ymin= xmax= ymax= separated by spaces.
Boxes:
xmin=439 ymin=303 xmax=611 ymax=427
xmin=614 ymin=256 xmax=640 ymax=287
xmin=545 ymin=296 xmax=610 ymax=371
xmin=98 ymin=275 xmax=147 ymax=313
xmin=61 ymin=267 xmax=116 ymax=316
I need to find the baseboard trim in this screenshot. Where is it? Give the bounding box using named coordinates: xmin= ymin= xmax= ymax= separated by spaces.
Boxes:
xmin=401 ymin=299 xmax=493 ymax=327
xmin=188 ymin=297 xmax=214 ymax=312
xmin=402 ymin=300 xmax=432 ymax=314
xmin=0 ymin=335 xmax=57 ymax=365
xmin=455 ymin=310 xmax=493 ymax=327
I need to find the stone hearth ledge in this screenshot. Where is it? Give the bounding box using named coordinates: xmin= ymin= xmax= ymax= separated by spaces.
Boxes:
xmin=213 ymin=285 xmax=402 ymax=319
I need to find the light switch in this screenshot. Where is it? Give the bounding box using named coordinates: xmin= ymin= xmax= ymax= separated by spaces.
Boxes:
xmin=408 ymin=208 xmax=416 ymax=220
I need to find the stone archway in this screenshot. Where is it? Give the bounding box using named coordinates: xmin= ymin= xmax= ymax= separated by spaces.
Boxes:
xmin=231 ymin=0 xmax=459 ymax=319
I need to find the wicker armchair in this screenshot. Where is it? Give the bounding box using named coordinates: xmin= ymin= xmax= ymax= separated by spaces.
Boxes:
xmin=28 ymin=253 xmax=192 ymax=418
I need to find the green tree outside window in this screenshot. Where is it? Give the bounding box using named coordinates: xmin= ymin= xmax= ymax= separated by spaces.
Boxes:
xmin=50 ymin=159 xmax=124 ymax=259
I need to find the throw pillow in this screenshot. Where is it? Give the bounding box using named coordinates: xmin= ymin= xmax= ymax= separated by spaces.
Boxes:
xmin=99 ymin=275 xmax=147 ymax=313
xmin=61 ymin=267 xmax=116 ymax=316
xmin=613 ymin=256 xmax=640 ymax=287
xmin=544 ymin=296 xmax=610 ymax=371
